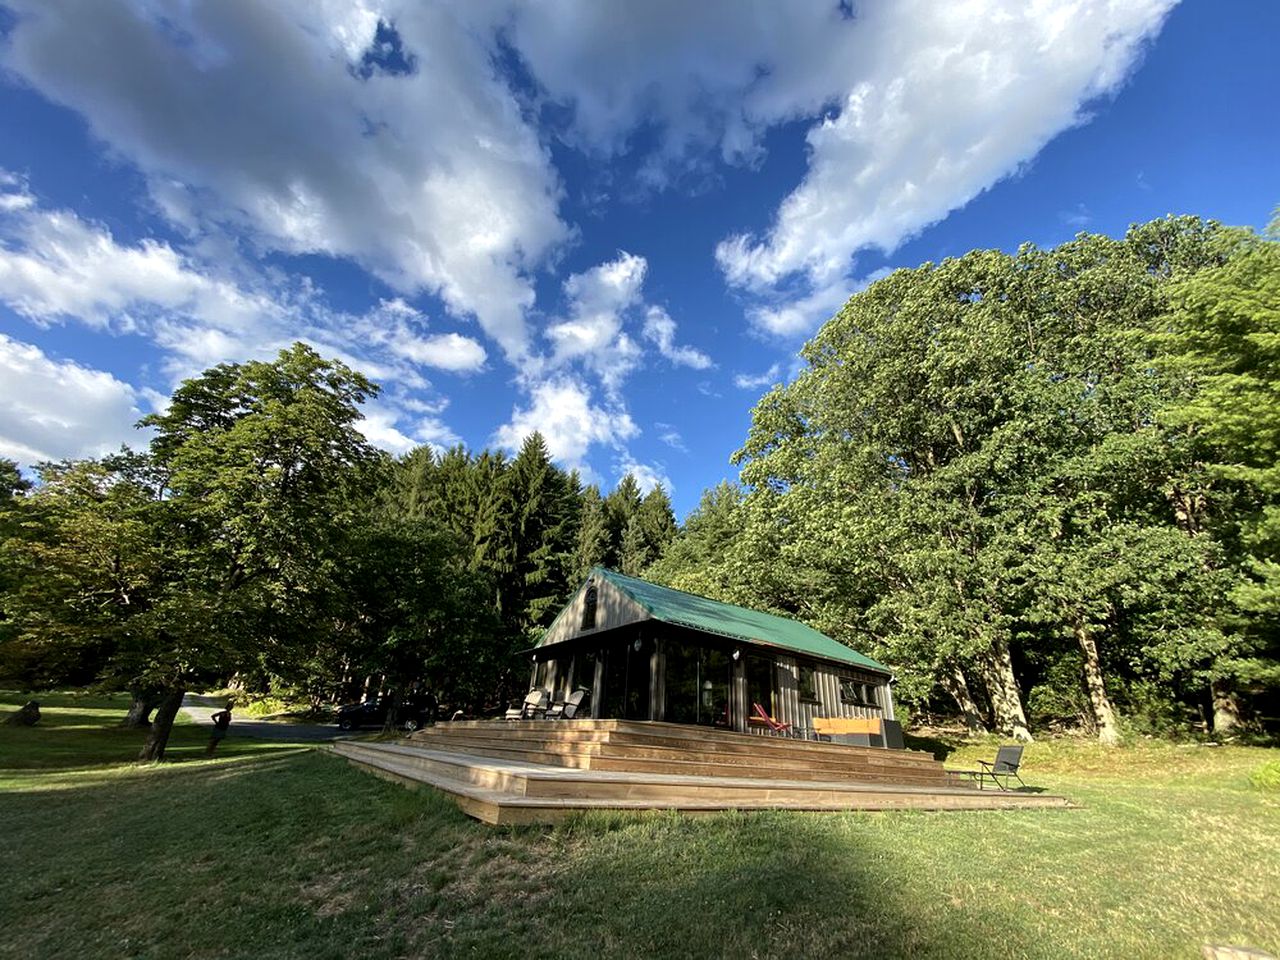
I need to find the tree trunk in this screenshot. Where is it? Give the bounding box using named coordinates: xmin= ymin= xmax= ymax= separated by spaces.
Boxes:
xmin=1210 ymin=678 xmax=1241 ymax=737
xmin=981 ymin=637 xmax=1033 ymax=742
xmin=120 ymin=690 xmax=160 ymax=728
xmin=939 ymin=662 xmax=988 ymax=735
xmin=138 ymin=688 xmax=186 ymax=762
xmin=382 ymin=688 xmax=402 ymax=734
xmin=1073 ymin=619 xmax=1121 ymax=746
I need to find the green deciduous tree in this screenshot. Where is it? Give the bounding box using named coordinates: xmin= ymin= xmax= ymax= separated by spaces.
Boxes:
xmin=717 ymin=216 xmax=1249 ymax=742
xmin=1158 ymin=232 xmax=1280 ymax=730
xmin=130 ymin=343 xmax=381 ymax=758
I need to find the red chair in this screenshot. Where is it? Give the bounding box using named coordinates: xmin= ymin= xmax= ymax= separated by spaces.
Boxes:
xmin=751 ymin=702 xmax=792 ymax=735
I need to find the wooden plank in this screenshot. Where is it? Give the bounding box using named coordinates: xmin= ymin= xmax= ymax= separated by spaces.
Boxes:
xmin=334 ymin=740 xmax=1070 ymax=825
xmin=412 ymin=727 xmax=947 ymax=778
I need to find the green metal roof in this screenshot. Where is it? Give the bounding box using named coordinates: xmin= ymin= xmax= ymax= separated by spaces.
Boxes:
xmin=586 ymin=567 xmax=890 ymax=675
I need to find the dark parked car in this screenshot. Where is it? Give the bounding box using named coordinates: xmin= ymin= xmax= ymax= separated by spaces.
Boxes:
xmin=336 ymin=692 xmax=437 ymax=731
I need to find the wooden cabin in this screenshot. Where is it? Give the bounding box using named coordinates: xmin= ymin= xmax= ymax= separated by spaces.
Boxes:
xmin=530 ymin=568 xmax=899 ymax=742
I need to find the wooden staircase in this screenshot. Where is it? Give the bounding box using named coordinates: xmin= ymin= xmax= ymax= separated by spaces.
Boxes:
xmin=332 ymin=719 xmax=1069 ymax=825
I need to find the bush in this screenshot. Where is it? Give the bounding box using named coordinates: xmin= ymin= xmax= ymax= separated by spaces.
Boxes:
xmin=1113 ymin=679 xmax=1198 ymax=740
xmin=1248 ymin=758 xmax=1280 ymax=791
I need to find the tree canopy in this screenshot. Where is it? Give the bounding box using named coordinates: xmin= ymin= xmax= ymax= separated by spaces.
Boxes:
xmin=2 ymin=212 xmax=1275 ymax=750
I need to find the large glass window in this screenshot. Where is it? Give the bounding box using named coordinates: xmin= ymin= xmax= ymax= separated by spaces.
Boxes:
xmin=665 ymin=644 xmax=732 ymax=726
xmin=746 ymin=654 xmax=776 ymax=717
xmin=624 ymin=641 xmax=651 ymax=720
xmin=572 ymin=649 xmax=598 ymax=715
xmin=601 ymin=645 xmax=627 ymax=718
xmin=599 ymin=639 xmax=653 ymax=720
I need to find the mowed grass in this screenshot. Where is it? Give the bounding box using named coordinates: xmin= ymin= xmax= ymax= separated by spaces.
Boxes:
xmin=2 ymin=693 xmax=1277 ymax=960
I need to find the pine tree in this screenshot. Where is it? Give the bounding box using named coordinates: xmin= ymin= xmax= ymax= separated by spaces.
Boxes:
xmin=647 ymin=481 xmax=742 ymax=590
xmin=605 ymin=473 xmax=643 ymax=566
xmin=619 ymin=514 xmax=649 ymax=576
xmin=575 ymin=485 xmax=611 ymax=579
xmin=509 ymin=432 xmax=577 ymax=631
xmin=637 ymin=486 xmax=678 ymax=566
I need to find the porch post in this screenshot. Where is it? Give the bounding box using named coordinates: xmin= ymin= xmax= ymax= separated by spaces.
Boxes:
xmin=883 ymin=677 xmax=897 ymax=722
xmin=650 ymin=637 xmax=664 ymax=721
xmin=731 ymin=652 xmax=747 ymax=733
xmin=590 ymin=652 xmax=604 ymax=719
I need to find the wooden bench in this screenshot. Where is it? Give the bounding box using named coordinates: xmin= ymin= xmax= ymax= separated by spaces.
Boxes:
xmin=813 ymin=717 xmax=904 ymax=749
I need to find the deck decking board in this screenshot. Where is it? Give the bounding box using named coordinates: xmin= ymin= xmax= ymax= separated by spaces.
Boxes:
xmin=334 ymin=720 xmax=1068 ymax=824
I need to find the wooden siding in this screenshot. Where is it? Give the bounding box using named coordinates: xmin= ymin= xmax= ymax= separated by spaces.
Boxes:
xmin=539 ymin=576 xmax=650 ymax=647
xmin=774 ymin=656 xmax=893 ymax=731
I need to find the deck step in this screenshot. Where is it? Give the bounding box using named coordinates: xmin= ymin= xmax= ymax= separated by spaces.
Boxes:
xmin=332 ymin=736 xmax=1070 ymax=826
xmin=407 ymin=737 xmax=947 ymax=786
xmin=406 ymin=719 xmax=947 ymax=786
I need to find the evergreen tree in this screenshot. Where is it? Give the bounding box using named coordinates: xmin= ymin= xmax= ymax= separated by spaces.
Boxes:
xmin=604 ymin=473 xmax=644 ymax=566
xmin=618 ymin=514 xmax=649 ymax=576
xmin=574 ymin=485 xmax=611 ymax=580
xmin=636 ymin=486 xmax=678 ymax=567
xmin=648 ymin=481 xmax=743 ymax=593
xmin=509 ymin=432 xmax=577 ymax=632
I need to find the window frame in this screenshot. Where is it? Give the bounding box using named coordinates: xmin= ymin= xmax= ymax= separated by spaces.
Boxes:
xmin=580 ymin=584 xmax=598 ymax=631
xmin=796 ymin=663 xmax=820 ymax=703
xmin=839 ymin=677 xmax=881 ymax=709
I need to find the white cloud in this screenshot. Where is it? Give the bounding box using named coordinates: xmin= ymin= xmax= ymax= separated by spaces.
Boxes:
xmin=733 ymin=363 xmax=781 ymax=390
xmin=0 ymin=335 xmax=149 ymax=464
xmin=1 ymin=0 xmax=569 ymax=361
xmin=388 ymin=332 xmax=486 ymax=372
xmin=501 ymin=1 xmax=1172 ymax=335
xmin=715 ymin=0 xmax=1175 ymax=317
xmin=358 ymin=397 xmax=461 ymax=456
xmin=655 ymin=423 xmax=688 ymax=453
xmin=505 ymin=2 xmax=851 ymax=182
xmin=747 ymin=268 xmax=897 ymax=337
xmin=642 ymin=306 xmax=713 ymax=369
xmin=618 ymin=458 xmax=672 ymax=495
xmin=356 ymin=299 xmax=487 ymax=373
xmin=493 ymin=376 xmax=637 ymax=471
xmin=0 ymin=185 xmax=477 ymax=453
xmin=542 ymin=251 xmax=647 ymax=392
xmin=0 ymin=175 xmax=249 ymax=334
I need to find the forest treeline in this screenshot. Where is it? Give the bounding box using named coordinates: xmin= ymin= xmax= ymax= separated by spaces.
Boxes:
xmin=1 ymin=214 xmax=1276 ymax=755
xmin=652 ymin=215 xmax=1279 ymax=743
xmin=0 ymin=343 xmax=677 ymax=757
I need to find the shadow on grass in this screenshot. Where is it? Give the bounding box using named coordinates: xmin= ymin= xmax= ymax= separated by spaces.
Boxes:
xmin=524 ymin=809 xmax=1051 ymax=960
xmin=903 ymin=730 xmax=962 ymax=760
xmin=0 ymin=689 xmax=318 ymax=778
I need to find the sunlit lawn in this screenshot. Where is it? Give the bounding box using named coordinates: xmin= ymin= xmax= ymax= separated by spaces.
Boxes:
xmin=2 ymin=691 xmax=1277 ymax=960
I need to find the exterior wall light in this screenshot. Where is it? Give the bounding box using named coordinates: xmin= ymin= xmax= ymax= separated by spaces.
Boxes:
xmin=732 ymin=648 xmax=741 ymax=662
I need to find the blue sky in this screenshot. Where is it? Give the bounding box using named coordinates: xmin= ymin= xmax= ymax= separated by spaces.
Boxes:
xmin=0 ymin=1 xmax=1276 ymax=516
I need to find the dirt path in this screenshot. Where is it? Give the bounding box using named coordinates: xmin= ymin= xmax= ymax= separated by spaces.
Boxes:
xmin=182 ymin=693 xmax=355 ymax=742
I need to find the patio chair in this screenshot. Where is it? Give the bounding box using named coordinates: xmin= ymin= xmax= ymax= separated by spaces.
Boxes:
xmin=547 ymin=688 xmax=588 ymax=720
xmin=750 ymin=702 xmax=792 ymax=736
xmin=504 ymin=689 xmax=549 ymax=720
xmin=951 ymin=745 xmax=1026 ymax=791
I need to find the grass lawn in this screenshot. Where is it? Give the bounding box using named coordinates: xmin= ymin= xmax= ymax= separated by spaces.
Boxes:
xmin=2 ymin=692 xmax=1277 ymax=960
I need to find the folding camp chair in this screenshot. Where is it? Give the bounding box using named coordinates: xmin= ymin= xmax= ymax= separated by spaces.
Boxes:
xmin=951 ymin=745 xmax=1026 ymax=791
xmin=751 ymin=702 xmax=792 ymax=736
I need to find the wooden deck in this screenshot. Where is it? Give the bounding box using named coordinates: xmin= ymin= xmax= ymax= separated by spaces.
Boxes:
xmin=332 ymin=719 xmax=1069 ymax=825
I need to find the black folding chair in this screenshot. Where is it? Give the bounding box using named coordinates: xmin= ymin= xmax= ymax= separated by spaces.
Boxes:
xmin=951 ymin=745 xmax=1027 ymax=791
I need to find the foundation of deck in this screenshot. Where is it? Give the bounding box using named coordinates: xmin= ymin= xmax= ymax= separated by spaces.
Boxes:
xmin=333 ymin=719 xmax=1069 ymax=824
